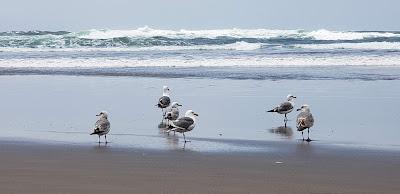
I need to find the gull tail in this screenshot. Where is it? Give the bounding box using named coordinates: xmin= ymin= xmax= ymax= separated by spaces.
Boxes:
xmin=166 ymin=121 xmax=176 ymax=130
xmin=90 ymin=128 xmax=100 ymax=135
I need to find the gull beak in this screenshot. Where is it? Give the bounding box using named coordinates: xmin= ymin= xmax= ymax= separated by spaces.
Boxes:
xmin=194 ymin=113 xmax=199 ymax=116
xmin=293 ymin=96 xmax=297 ymax=98
xmin=96 ymin=114 xmax=100 ymax=116
xmin=296 ymin=108 xmax=301 ymax=111
xmin=178 ymin=104 xmax=182 ymax=106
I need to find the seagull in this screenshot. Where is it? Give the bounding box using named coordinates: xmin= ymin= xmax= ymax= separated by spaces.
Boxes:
xmin=165 ymin=102 xmax=182 ymax=123
xmin=90 ymin=111 xmax=111 ymax=143
xmin=157 ymin=86 xmax=171 ymax=118
xmin=267 ymin=94 xmax=296 ymax=121
xmin=168 ymin=110 xmax=198 ymax=143
xmin=296 ymin=104 xmax=314 ymax=142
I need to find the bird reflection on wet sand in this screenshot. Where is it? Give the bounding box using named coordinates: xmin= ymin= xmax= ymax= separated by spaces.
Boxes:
xmin=269 ymin=125 xmax=293 ymax=138
xmin=158 ymin=121 xmax=168 ymax=129
xmin=159 ymin=129 xmax=180 ymax=149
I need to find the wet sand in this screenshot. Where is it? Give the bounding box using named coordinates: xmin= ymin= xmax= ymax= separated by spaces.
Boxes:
xmin=0 ymin=75 xmax=400 ymax=149
xmin=0 ymin=75 xmax=400 ymax=193
xmin=0 ymin=140 xmax=399 ymax=194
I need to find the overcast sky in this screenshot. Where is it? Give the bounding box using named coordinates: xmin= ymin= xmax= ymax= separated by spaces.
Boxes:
xmin=1 ymin=0 xmax=399 ymax=31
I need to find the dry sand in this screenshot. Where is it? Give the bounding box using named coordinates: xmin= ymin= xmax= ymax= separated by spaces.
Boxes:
xmin=0 ymin=140 xmax=398 ymax=194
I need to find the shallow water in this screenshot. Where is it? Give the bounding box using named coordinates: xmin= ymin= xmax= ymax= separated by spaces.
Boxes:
xmin=0 ymin=75 xmax=399 ymax=151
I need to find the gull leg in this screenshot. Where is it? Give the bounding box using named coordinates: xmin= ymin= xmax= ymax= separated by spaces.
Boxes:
xmin=105 ymin=135 xmax=108 ymax=144
xmin=284 ymin=114 xmax=288 ymax=122
xmin=160 ymin=109 xmax=164 ymax=123
xmin=98 ymin=135 xmax=100 ymax=143
xmin=306 ymin=128 xmax=311 ymax=142
xmin=182 ymin=141 xmax=186 ymax=150
xmin=183 ymin=133 xmax=190 ymax=143
xmin=302 ymin=131 xmax=304 ymax=141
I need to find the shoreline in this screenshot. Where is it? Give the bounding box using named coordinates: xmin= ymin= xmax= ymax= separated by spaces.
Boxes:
xmin=2 ymin=132 xmax=400 ymax=153
xmin=1 ymin=65 xmax=400 ymax=80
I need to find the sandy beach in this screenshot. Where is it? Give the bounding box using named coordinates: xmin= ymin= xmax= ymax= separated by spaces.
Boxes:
xmin=0 ymin=139 xmax=398 ymax=194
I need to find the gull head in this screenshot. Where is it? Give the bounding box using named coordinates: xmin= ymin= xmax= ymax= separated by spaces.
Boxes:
xmin=297 ymin=104 xmax=310 ymax=112
xmin=163 ymin=86 xmax=170 ymax=96
xmin=96 ymin=111 xmax=109 ymax=118
xmin=185 ymin=110 xmax=199 ymax=118
xmin=171 ymin=102 xmax=182 ymax=108
xmin=287 ymin=94 xmax=297 ymax=101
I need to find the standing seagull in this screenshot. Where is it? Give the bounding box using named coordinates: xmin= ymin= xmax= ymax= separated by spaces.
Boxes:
xmin=157 ymin=86 xmax=171 ymax=116
xmin=296 ymin=104 xmax=314 ymax=142
xmin=165 ymin=102 xmax=182 ymax=123
xmin=90 ymin=111 xmax=111 ymax=143
xmin=168 ymin=110 xmax=198 ymax=143
xmin=267 ymin=94 xmax=296 ymax=121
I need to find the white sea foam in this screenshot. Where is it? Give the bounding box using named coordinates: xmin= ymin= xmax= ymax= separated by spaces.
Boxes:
xmin=295 ymin=42 xmax=400 ymax=50
xmin=78 ymin=26 xmax=400 ymax=40
xmin=0 ymin=41 xmax=262 ymax=52
xmin=306 ymin=29 xmax=398 ymax=40
xmin=1 ymin=55 xmax=399 ymax=68
xmin=79 ymin=26 xmax=301 ymax=39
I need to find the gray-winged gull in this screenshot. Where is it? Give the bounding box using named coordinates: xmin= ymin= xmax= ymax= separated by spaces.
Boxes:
xmin=90 ymin=111 xmax=111 ymax=143
xmin=168 ymin=110 xmax=198 ymax=142
xmin=157 ymin=86 xmax=171 ymax=110
xmin=267 ymin=94 xmax=296 ymax=121
xmin=157 ymin=86 xmax=171 ymax=123
xmin=296 ymin=104 xmax=314 ymax=142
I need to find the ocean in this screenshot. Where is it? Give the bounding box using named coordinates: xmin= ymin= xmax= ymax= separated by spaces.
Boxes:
xmin=1 ymin=27 xmax=400 ymax=80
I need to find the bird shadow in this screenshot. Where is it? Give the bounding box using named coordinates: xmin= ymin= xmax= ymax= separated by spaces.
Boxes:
xmin=297 ymin=128 xmax=318 ymax=143
xmin=297 ymin=138 xmax=319 ymax=142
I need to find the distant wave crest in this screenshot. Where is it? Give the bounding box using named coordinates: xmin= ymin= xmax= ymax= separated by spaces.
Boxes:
xmin=0 ymin=27 xmax=399 ymax=49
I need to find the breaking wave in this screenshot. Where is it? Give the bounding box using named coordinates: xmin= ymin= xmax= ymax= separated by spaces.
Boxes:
xmin=1 ymin=27 xmax=399 ymax=49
